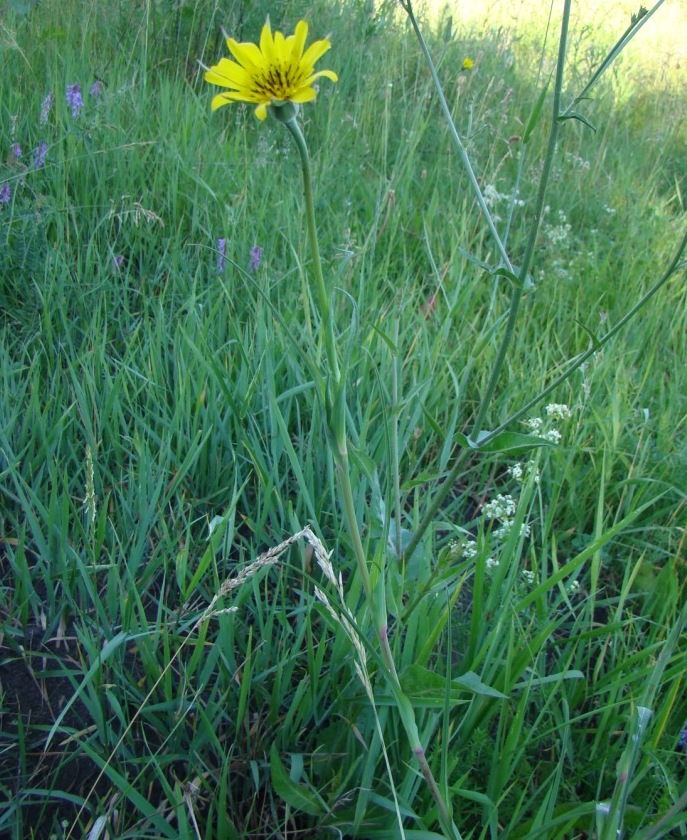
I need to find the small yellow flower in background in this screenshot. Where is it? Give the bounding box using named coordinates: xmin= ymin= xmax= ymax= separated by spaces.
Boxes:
xmin=461 ymin=58 xmax=474 ymax=71
xmin=204 ymin=19 xmax=338 ymax=121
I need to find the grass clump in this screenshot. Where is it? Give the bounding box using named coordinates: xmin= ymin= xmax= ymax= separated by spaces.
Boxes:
xmin=1 ymin=0 xmax=686 ymax=838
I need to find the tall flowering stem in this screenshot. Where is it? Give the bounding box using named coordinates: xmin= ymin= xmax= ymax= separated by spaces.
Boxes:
xmin=205 ymin=22 xmax=461 ymax=836
xmin=275 ymin=102 xmax=461 ymax=840
xmin=275 ymin=108 xmax=340 ymax=384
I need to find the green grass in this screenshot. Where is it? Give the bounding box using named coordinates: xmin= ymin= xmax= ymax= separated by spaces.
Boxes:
xmin=1 ymin=0 xmax=686 ymax=837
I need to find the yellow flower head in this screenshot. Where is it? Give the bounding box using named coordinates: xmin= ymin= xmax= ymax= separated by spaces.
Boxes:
xmin=462 ymin=58 xmax=474 ymax=71
xmin=204 ymin=19 xmax=338 ymax=121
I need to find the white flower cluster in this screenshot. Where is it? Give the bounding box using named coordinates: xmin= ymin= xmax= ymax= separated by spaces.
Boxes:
xmin=482 ymin=183 xmax=526 ymax=211
xmin=564 ymin=151 xmax=591 ymax=171
xmin=494 ymin=521 xmax=531 ymax=540
xmin=546 ymin=403 xmax=572 ymax=422
xmin=482 ymin=493 xmax=516 ymax=520
xmin=507 ymin=460 xmax=540 ymax=485
xmin=525 ymin=403 xmax=572 ymax=444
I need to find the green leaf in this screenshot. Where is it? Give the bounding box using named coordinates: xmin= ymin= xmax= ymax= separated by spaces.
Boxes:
xmin=398 ymin=664 xmax=507 ymax=707
xmin=523 ymin=76 xmax=551 ymax=144
xmin=270 ymin=744 xmax=326 ymax=817
xmin=574 ymin=318 xmax=602 ymax=351
xmin=490 ymin=266 xmax=521 ymax=285
xmin=455 ymin=431 xmax=555 ymax=454
xmin=557 ymin=111 xmax=597 ymax=132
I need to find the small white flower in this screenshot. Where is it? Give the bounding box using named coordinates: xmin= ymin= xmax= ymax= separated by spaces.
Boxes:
xmin=494 ymin=523 xmax=511 ymax=540
xmin=545 ymin=403 xmax=572 ymax=421
xmin=543 ymin=429 xmax=562 ymax=444
xmin=507 ymin=463 xmax=524 ymax=482
xmin=483 ymin=184 xmax=503 ymax=207
xmin=521 ymin=569 xmax=535 ymax=585
xmin=483 ymin=494 xmax=516 ymax=520
xmin=526 ymin=460 xmax=541 ymax=484
xmin=461 ymin=540 xmax=478 ymax=560
xmin=485 ymin=557 xmax=500 ymax=571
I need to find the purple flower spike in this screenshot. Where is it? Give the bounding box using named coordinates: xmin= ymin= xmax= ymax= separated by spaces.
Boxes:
xmin=249 ymin=245 xmax=263 ymax=273
xmin=40 ymin=92 xmax=55 ymax=125
xmin=33 ymin=141 xmax=48 ymax=170
xmin=217 ymin=238 xmax=227 ymax=274
xmin=0 ymin=183 xmax=11 ymax=205
xmin=90 ymin=80 xmax=104 ymax=98
xmin=10 ymin=143 xmax=22 ymax=159
xmin=679 ymin=721 xmax=687 ymax=754
xmin=66 ymin=83 xmax=84 ymax=119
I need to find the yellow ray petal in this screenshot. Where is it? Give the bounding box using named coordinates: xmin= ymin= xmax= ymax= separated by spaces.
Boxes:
xmin=290 ymin=87 xmax=318 ymax=103
xmin=204 ymin=58 xmax=252 ymax=90
xmin=291 ymin=20 xmax=308 ymax=60
xmin=305 ymin=69 xmax=339 ymax=84
xmin=227 ymin=39 xmax=264 ymax=72
xmin=301 ymin=38 xmax=331 ymax=69
xmin=259 ymin=21 xmax=275 ymax=64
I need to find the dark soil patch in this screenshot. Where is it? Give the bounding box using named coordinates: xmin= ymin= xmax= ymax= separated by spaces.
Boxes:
xmin=0 ymin=615 xmax=105 ymax=839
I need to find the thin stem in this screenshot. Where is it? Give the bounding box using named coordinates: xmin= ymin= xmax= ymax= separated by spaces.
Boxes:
xmin=469 ymin=0 xmax=571 ymax=440
xmin=337 ymin=454 xmax=374 ymax=608
xmin=562 ymin=1 xmax=665 ymax=119
xmin=277 ymin=109 xmax=374 ymax=609
xmin=483 ymin=225 xmax=687 ymax=445
xmin=278 ymin=105 xmax=462 ymax=839
xmin=401 ymin=0 xmax=513 ymax=274
xmin=401 ymin=0 xmax=572 ymax=563
xmin=391 ymin=316 xmax=402 ymax=559
xmin=281 ymin=113 xmax=340 ymax=383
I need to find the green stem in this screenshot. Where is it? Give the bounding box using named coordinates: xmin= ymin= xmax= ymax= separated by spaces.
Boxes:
xmin=277 ymin=107 xmax=375 ymax=608
xmin=278 ymin=105 xmax=460 ymax=839
xmin=469 ymin=0 xmax=571 ymax=439
xmin=562 ymin=1 xmax=665 ymax=119
xmin=391 ymin=316 xmax=402 ymax=559
xmin=401 ymin=0 xmax=572 ymax=563
xmin=280 ymin=111 xmax=340 ymax=383
xmin=402 ymin=0 xmax=512 ymax=273
xmin=337 ymin=454 xmax=374 ymax=608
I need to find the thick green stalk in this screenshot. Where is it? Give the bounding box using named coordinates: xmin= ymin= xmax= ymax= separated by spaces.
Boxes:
xmin=277 ymin=107 xmax=375 ymax=607
xmin=280 ymin=111 xmax=340 ymax=383
xmin=278 ymin=105 xmax=460 ymax=839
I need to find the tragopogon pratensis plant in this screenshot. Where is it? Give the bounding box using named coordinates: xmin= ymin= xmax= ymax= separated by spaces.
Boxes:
xmin=204 ymin=18 xmax=463 ymax=838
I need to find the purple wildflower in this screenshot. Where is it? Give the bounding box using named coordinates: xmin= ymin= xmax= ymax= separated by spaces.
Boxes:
xmin=113 ymin=254 xmax=125 ymax=270
xmin=90 ymin=79 xmax=104 ymax=98
xmin=217 ymin=238 xmax=227 ymax=274
xmin=10 ymin=143 xmax=22 ymax=159
xmin=679 ymin=722 xmax=687 ymax=754
xmin=33 ymin=141 xmax=48 ymax=170
xmin=0 ymin=183 xmax=10 ymax=205
xmin=249 ymin=245 xmax=263 ymax=273
xmin=40 ymin=92 xmax=55 ymax=125
xmin=66 ymin=83 xmax=84 ymax=119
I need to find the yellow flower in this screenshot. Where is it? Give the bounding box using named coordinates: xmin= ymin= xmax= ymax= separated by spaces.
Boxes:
xmin=204 ymin=19 xmax=338 ymax=121
xmin=462 ymin=58 xmax=474 ymax=71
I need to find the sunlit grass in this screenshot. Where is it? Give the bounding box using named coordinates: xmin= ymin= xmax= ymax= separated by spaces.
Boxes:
xmin=419 ymin=0 xmax=686 ymax=94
